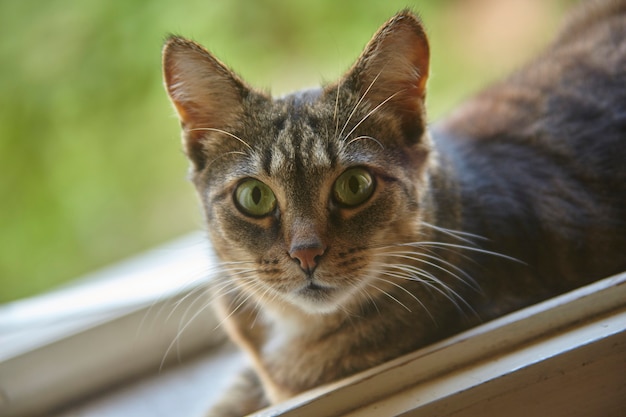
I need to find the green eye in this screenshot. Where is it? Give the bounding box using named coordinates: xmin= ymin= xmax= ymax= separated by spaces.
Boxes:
xmin=234 ymin=179 xmax=277 ymax=217
xmin=333 ymin=168 xmax=375 ymax=207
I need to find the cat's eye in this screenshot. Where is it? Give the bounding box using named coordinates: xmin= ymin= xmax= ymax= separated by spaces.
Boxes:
xmin=234 ymin=179 xmax=277 ymax=217
xmin=333 ymin=167 xmax=375 ymax=207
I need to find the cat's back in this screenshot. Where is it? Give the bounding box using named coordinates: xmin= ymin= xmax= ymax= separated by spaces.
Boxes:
xmin=433 ymin=0 xmax=626 ymax=288
xmin=439 ymin=0 xmax=625 ymax=157
xmin=437 ymin=0 xmax=626 ymax=190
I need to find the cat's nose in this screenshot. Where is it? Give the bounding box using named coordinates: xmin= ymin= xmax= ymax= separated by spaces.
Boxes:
xmin=290 ymin=244 xmax=326 ymax=274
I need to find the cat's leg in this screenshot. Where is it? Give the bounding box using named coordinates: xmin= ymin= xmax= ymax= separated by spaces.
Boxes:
xmin=205 ymin=367 xmax=268 ymax=417
xmin=210 ymin=285 xmax=299 ymax=406
xmin=209 ymin=287 xmax=278 ymax=413
xmin=211 ymin=284 xmax=266 ymax=353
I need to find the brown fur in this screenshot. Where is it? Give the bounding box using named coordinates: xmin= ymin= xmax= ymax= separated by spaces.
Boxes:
xmin=162 ymin=2 xmax=626 ymax=415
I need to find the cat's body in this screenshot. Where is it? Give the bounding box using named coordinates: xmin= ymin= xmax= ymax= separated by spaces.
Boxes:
xmin=435 ymin=0 xmax=626 ymax=304
xmin=163 ymin=1 xmax=626 ymax=415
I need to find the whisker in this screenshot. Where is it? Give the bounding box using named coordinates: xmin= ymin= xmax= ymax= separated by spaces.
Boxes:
xmin=399 ymin=241 xmax=523 ymax=264
xmin=164 ymin=282 xmax=210 ymax=324
xmin=209 ymin=272 xmax=260 ymax=305
xmin=213 ymin=286 xmax=260 ymax=332
xmin=337 ymin=71 xmax=382 ymax=141
xmin=420 ymin=221 xmax=488 ymax=245
xmin=371 ymin=275 xmax=435 ymax=323
xmin=372 ymin=256 xmax=471 ymax=303
xmin=397 ymin=250 xmax=478 ymax=286
xmin=249 ymin=283 xmax=281 ymax=328
xmin=345 ymin=135 xmax=385 ymax=150
xmin=341 ymin=90 xmax=403 ymax=142
xmin=383 ymin=251 xmax=480 ymax=292
xmin=365 ymin=282 xmax=412 ymax=312
xmin=376 ymin=265 xmax=477 ymax=318
xmin=351 ymin=278 xmax=382 ymax=317
xmin=206 ymin=151 xmax=248 ymax=170
xmin=138 ymin=262 xmax=223 ymax=335
xmin=190 ymin=127 xmax=253 ymax=151
xmin=333 ymin=83 xmax=341 ymax=139
xmin=374 ymin=262 xmax=443 ymax=294
xmin=159 ymin=295 xmax=216 ymax=371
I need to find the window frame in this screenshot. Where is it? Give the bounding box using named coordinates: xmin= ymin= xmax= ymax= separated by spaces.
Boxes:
xmin=0 ymin=233 xmax=225 ymax=417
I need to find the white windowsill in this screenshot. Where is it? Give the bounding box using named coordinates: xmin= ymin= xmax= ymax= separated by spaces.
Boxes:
xmin=0 ymin=232 xmax=232 ymax=417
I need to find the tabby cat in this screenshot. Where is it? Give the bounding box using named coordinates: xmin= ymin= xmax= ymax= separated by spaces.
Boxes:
xmin=162 ymin=1 xmax=626 ymax=415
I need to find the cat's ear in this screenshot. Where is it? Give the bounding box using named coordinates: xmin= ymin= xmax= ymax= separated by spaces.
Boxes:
xmin=162 ymin=36 xmax=247 ymax=169
xmin=343 ymin=10 xmax=430 ymax=141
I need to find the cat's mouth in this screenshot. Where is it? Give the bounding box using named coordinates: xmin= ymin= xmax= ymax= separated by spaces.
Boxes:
xmin=287 ymin=279 xmax=354 ymax=314
xmin=295 ymin=280 xmax=334 ymax=299
xmin=290 ymin=282 xmax=336 ymax=313
xmin=306 ymin=281 xmax=324 ymax=291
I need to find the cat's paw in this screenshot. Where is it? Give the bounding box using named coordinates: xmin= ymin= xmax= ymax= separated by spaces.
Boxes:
xmin=205 ymin=368 xmax=268 ymax=417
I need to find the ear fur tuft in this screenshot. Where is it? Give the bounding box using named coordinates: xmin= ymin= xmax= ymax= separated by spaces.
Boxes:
xmin=162 ymin=36 xmax=247 ymax=168
xmin=343 ymin=10 xmax=430 ymax=141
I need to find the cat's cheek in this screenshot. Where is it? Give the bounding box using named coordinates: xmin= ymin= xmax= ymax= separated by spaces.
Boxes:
xmin=213 ymin=207 xmax=280 ymax=255
xmin=341 ymin=190 xmax=402 ymax=238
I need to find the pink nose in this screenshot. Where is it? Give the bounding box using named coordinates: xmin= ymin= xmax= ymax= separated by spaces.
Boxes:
xmin=290 ymin=245 xmax=326 ymax=273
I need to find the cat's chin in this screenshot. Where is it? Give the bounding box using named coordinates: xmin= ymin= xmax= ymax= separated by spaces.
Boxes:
xmin=285 ymin=282 xmax=347 ymax=315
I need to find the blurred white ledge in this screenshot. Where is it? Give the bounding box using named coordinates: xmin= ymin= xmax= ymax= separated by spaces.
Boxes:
xmin=0 ymin=232 xmax=227 ymax=417
xmin=0 ymin=232 xmax=216 ymax=360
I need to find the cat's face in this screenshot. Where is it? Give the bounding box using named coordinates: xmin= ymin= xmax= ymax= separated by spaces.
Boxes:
xmin=192 ymin=90 xmax=430 ymax=314
xmin=163 ymin=11 xmax=432 ymax=314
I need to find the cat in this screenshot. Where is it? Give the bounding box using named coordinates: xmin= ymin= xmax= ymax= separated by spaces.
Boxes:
xmin=162 ymin=0 xmax=626 ymax=415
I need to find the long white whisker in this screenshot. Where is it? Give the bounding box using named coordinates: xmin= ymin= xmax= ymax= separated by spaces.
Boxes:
xmin=400 ymin=241 xmax=523 ymax=264
xmin=373 ymin=258 xmax=470 ymax=305
xmin=380 ymin=269 xmax=466 ymax=316
xmin=206 ymin=151 xmax=248 ymax=170
xmin=341 ymin=90 xmax=403 ymax=142
xmin=164 ymin=283 xmax=210 ymax=324
xmin=372 ymin=276 xmax=435 ymax=323
xmin=137 ymin=262 xmax=221 ymax=336
xmin=420 ymin=221 xmax=489 ymax=244
xmin=333 ymin=84 xmax=341 ymax=139
xmin=159 ymin=296 xmax=215 ymax=371
xmin=365 ymin=282 xmax=412 ymax=312
xmin=190 ymin=127 xmax=253 ymax=151
xmin=346 ymin=135 xmax=385 ymax=150
xmin=213 ymin=287 xmax=259 ymax=332
xmin=337 ymin=71 xmax=382 ymax=141
xmin=375 ymin=262 xmax=444 ymax=293
xmin=360 ymin=286 xmax=381 ymax=316
xmin=383 ymin=252 xmax=479 ymax=291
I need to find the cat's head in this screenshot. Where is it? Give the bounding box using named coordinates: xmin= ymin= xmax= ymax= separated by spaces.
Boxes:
xmin=163 ymin=11 xmax=432 ymax=314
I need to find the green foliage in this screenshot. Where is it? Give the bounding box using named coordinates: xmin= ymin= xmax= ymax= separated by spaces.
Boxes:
xmin=0 ymin=0 xmax=567 ymax=302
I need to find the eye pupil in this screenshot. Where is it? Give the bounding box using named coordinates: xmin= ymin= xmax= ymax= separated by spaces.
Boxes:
xmin=348 ymin=176 xmax=359 ymax=195
xmin=252 ymin=186 xmax=262 ymax=205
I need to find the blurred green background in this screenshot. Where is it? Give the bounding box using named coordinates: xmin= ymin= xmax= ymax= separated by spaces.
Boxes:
xmin=0 ymin=0 xmax=571 ymax=302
